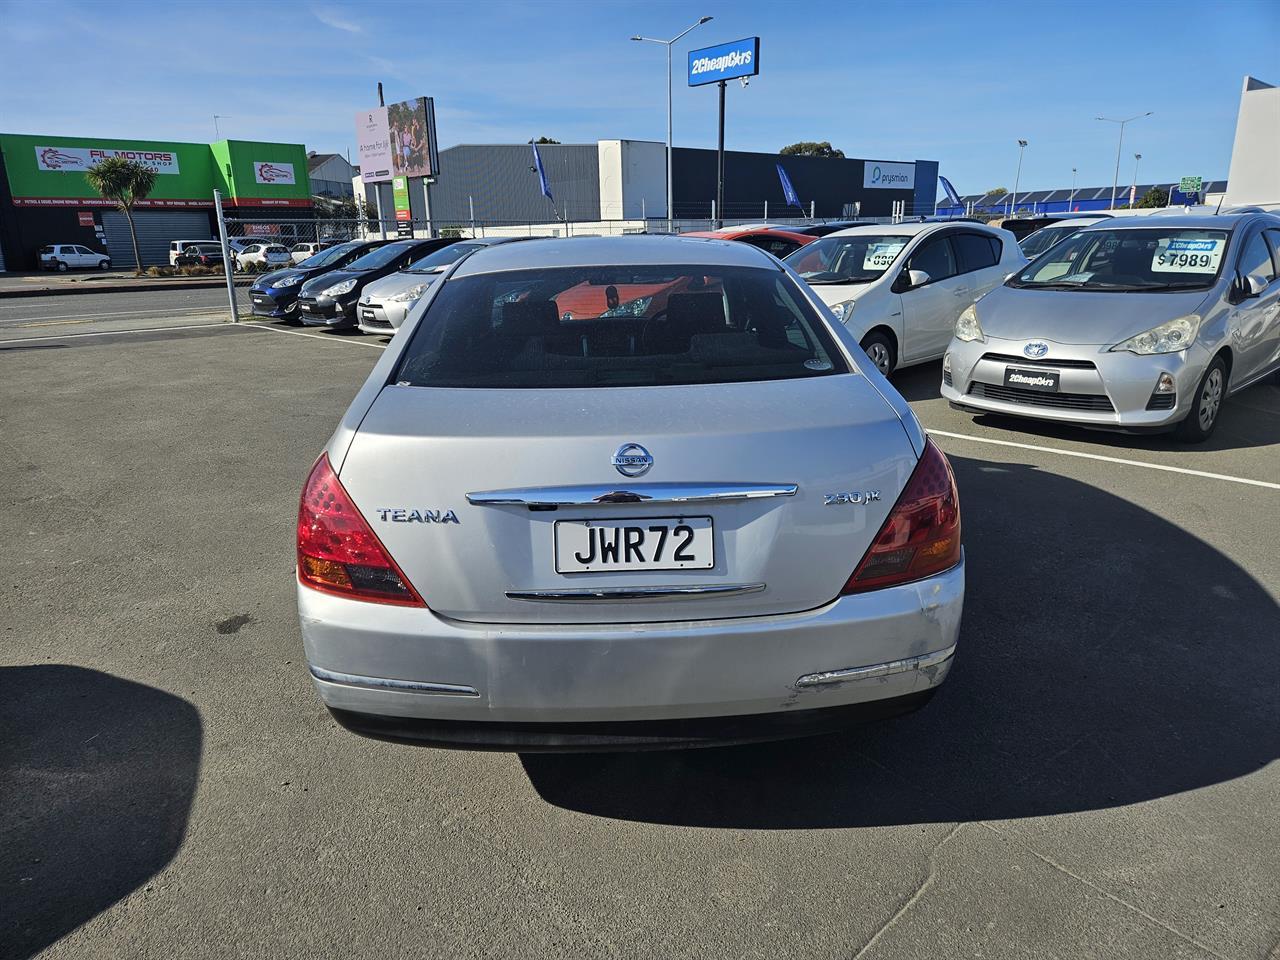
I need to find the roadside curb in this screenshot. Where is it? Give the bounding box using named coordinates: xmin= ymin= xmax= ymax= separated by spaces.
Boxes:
xmin=0 ymin=280 xmax=232 ymax=299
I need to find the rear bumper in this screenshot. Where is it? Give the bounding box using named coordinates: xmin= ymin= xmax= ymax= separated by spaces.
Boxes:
xmin=299 ymin=557 xmax=964 ymax=746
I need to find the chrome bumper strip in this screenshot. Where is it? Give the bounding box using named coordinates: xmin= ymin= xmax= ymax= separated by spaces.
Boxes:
xmin=507 ymin=583 xmax=766 ymax=602
xmin=795 ymin=644 xmax=957 ymax=687
xmin=467 ymin=482 xmax=797 ymax=507
xmin=309 ymin=665 xmax=480 ymax=697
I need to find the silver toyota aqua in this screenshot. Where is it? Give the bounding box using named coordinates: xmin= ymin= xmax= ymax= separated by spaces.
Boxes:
xmin=942 ymin=212 xmax=1280 ymax=442
xmin=297 ymin=235 xmax=964 ymax=750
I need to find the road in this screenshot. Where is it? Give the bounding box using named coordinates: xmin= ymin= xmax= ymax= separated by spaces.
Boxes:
xmin=0 ymin=320 xmax=1276 ymax=960
xmin=0 ymin=286 xmax=236 ymax=336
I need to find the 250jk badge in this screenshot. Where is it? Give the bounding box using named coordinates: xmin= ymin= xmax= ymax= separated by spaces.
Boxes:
xmin=824 ymin=491 xmax=881 ymax=505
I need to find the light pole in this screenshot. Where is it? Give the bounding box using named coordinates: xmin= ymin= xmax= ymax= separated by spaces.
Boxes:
xmin=1011 ymin=139 xmax=1027 ymax=217
xmin=1131 ymin=153 xmax=1142 ymax=206
xmin=1097 ymin=111 xmax=1152 ymax=210
xmin=631 ymin=15 xmax=713 ymax=233
xmin=1069 ymin=167 xmax=1077 ymax=211
xmin=213 ymin=115 xmax=230 ymax=140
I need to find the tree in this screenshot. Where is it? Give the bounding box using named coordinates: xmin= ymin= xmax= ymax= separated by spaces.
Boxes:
xmin=986 ymin=186 xmax=1008 ymax=198
xmin=779 ymin=141 xmax=845 ymax=159
xmin=534 ymin=137 xmax=560 ymax=144
xmin=85 ymin=157 xmax=157 ymax=275
xmin=1137 ymin=187 xmax=1169 ymax=209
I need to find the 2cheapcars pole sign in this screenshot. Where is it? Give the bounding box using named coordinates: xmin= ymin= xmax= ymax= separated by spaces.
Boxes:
xmin=688 ymin=37 xmax=760 ymax=86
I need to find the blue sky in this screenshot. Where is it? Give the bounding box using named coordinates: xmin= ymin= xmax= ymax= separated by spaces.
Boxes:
xmin=1 ymin=0 xmax=1277 ymax=196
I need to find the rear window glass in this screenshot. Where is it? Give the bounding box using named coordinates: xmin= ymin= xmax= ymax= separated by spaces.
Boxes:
xmin=395 ymin=265 xmax=848 ymax=389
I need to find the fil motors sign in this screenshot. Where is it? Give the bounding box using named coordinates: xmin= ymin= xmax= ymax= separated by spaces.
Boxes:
xmin=688 ymin=37 xmax=760 ymax=86
xmin=34 ymin=145 xmax=180 ymax=175
xmin=863 ymin=161 xmax=916 ymax=190
xmin=253 ymin=161 xmax=296 ymax=185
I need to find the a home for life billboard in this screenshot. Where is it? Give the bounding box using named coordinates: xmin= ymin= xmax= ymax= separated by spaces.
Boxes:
xmin=355 ymin=97 xmax=439 ymax=184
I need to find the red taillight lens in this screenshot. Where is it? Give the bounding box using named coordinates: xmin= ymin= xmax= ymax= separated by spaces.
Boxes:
xmin=841 ymin=439 xmax=961 ymax=594
xmin=297 ymin=453 xmax=424 ymax=606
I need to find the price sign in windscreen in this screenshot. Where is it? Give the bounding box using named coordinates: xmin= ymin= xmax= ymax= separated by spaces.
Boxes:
xmin=1151 ymin=235 xmax=1225 ymax=274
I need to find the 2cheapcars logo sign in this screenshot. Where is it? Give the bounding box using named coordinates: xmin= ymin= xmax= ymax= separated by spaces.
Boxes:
xmin=863 ymin=161 xmax=916 ymax=190
xmin=688 ymin=37 xmax=760 ymax=87
xmin=35 ymin=145 xmax=180 ymax=174
xmin=253 ymin=161 xmax=296 ymax=185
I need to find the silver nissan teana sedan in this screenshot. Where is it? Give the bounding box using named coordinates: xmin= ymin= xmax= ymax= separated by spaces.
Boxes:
xmin=296 ymin=235 xmax=964 ymax=751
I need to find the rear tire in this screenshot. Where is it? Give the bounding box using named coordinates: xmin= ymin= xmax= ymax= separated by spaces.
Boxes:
xmin=100 ymin=259 xmax=111 ymax=270
xmin=57 ymin=261 xmax=68 ymax=272
xmin=860 ymin=330 xmax=897 ymax=377
xmin=1174 ymin=356 xmax=1227 ymax=444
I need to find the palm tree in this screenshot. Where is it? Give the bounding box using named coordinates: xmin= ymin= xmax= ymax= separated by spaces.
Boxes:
xmin=85 ymin=157 xmax=157 ymax=275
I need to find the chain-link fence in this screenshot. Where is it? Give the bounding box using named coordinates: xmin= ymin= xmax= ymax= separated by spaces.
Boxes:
xmin=209 ymin=193 xmax=957 ymax=325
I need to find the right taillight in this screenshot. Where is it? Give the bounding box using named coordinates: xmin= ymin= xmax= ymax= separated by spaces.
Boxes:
xmin=297 ymin=453 xmax=425 ymax=606
xmin=841 ymin=439 xmax=961 ymax=594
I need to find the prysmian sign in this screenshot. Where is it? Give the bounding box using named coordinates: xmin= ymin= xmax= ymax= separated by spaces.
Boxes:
xmin=34 ymin=145 xmax=180 ymax=175
xmin=863 ymin=161 xmax=916 ymax=190
xmin=688 ymin=37 xmax=760 ymax=87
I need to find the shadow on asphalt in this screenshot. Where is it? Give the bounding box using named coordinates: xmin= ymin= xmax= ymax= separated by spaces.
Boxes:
xmin=0 ymin=666 xmax=201 ymax=959
xmin=521 ymin=455 xmax=1280 ymax=828
xmin=891 ymin=360 xmax=1280 ymax=452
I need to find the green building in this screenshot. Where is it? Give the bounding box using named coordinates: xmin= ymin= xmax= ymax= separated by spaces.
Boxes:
xmin=0 ymin=132 xmax=312 ymax=270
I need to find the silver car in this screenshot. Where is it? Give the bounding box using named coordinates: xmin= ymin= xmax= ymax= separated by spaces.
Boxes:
xmin=942 ymin=212 xmax=1280 ymax=442
xmin=297 ymin=236 xmax=964 ymax=750
xmin=356 ymin=236 xmax=534 ymax=335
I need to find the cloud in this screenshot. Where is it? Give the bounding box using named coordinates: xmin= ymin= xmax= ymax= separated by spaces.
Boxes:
xmin=312 ymin=7 xmax=363 ymax=34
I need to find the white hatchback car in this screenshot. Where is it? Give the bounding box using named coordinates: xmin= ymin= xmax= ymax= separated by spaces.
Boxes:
xmin=235 ymin=242 xmax=292 ymax=270
xmin=39 ymin=244 xmax=110 ymax=271
xmin=297 ymin=235 xmax=964 ymax=750
xmin=784 ymin=222 xmax=1026 ymax=375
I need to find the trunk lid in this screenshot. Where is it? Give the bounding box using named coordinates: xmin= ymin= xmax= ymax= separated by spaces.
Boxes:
xmin=337 ymin=375 xmax=919 ymax=624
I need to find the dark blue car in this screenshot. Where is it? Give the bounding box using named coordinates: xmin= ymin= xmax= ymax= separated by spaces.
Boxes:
xmin=249 ymin=240 xmax=392 ymax=320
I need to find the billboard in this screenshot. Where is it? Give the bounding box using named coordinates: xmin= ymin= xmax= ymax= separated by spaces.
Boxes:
xmin=356 ymin=97 xmax=438 ymax=183
xmin=863 ymin=161 xmax=916 ymax=190
xmin=34 ymin=144 xmax=180 ymax=174
xmin=688 ymin=37 xmax=760 ymax=87
xmin=253 ymin=161 xmax=296 ymax=185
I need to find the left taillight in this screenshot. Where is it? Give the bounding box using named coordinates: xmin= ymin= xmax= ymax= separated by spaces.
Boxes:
xmin=296 ymin=453 xmax=425 ymax=606
xmin=840 ymin=439 xmax=961 ymax=594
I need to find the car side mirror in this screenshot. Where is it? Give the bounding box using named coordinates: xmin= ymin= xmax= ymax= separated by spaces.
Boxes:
xmin=896 ymin=269 xmax=931 ymax=292
xmin=1244 ymin=274 xmax=1267 ymax=298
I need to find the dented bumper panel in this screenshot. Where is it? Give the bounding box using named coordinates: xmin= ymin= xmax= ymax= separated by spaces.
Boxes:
xmin=298 ymin=556 xmax=963 ymax=726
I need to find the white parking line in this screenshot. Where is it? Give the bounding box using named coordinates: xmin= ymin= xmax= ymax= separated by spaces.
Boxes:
xmin=928 ymin=429 xmax=1280 ymax=491
xmin=245 ymin=323 xmax=388 ymax=349
xmin=0 ymin=305 xmax=228 ymax=323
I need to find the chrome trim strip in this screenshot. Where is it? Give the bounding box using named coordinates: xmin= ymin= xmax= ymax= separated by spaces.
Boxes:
xmin=507 ymin=583 xmax=766 ymax=603
xmin=795 ymin=644 xmax=957 ymax=687
xmin=467 ymin=482 xmax=797 ymax=507
xmin=309 ymin=665 xmax=480 ymax=697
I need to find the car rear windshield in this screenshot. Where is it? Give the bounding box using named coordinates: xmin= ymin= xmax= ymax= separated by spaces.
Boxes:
xmin=1019 ymin=225 xmax=1078 ymax=259
xmin=1010 ymin=228 xmax=1231 ymax=291
xmin=394 ymin=264 xmax=848 ymax=389
xmin=783 ymin=233 xmax=913 ymax=284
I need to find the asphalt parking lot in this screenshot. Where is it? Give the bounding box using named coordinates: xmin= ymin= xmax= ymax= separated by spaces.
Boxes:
xmin=1 ymin=313 xmax=1277 ymax=960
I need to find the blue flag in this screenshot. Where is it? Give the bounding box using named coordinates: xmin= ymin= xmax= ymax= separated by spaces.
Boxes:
xmin=776 ymin=163 xmax=801 ymax=208
xmin=939 ymin=175 xmax=962 ymax=208
xmin=531 ymin=142 xmax=553 ymax=202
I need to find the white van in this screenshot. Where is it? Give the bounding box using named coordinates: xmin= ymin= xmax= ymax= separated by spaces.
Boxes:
xmin=169 ymin=239 xmax=213 ymax=266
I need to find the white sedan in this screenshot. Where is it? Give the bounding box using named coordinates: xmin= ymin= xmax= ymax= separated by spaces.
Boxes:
xmin=784 ymin=222 xmax=1026 ymax=375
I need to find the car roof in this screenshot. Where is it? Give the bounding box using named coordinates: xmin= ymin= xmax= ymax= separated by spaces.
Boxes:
xmin=683 ymin=227 xmax=811 ymax=241
xmin=1082 ymin=212 xmax=1279 ymax=231
xmin=451 ymin=234 xmax=777 ymax=277
xmin=1035 ymin=217 xmax=1108 ymax=229
xmin=824 ymin=221 xmax=997 ymax=239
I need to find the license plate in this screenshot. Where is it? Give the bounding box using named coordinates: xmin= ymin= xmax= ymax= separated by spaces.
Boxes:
xmin=361 ymin=308 xmax=376 ymax=320
xmin=252 ymin=296 xmax=268 ymax=304
xmin=300 ymin=303 xmax=313 ymax=312
xmin=1004 ymin=367 xmax=1060 ymax=392
xmin=554 ymin=516 xmax=713 ymax=573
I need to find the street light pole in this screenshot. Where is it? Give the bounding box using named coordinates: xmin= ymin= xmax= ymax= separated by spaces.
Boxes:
xmin=1070 ymin=167 xmax=1077 ymax=210
xmin=1097 ymin=112 xmax=1152 ymax=210
xmin=631 ymin=16 xmax=712 ymax=234
xmin=1012 ymin=139 xmax=1028 ymax=217
xmin=1131 ymin=153 xmax=1142 ymax=206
